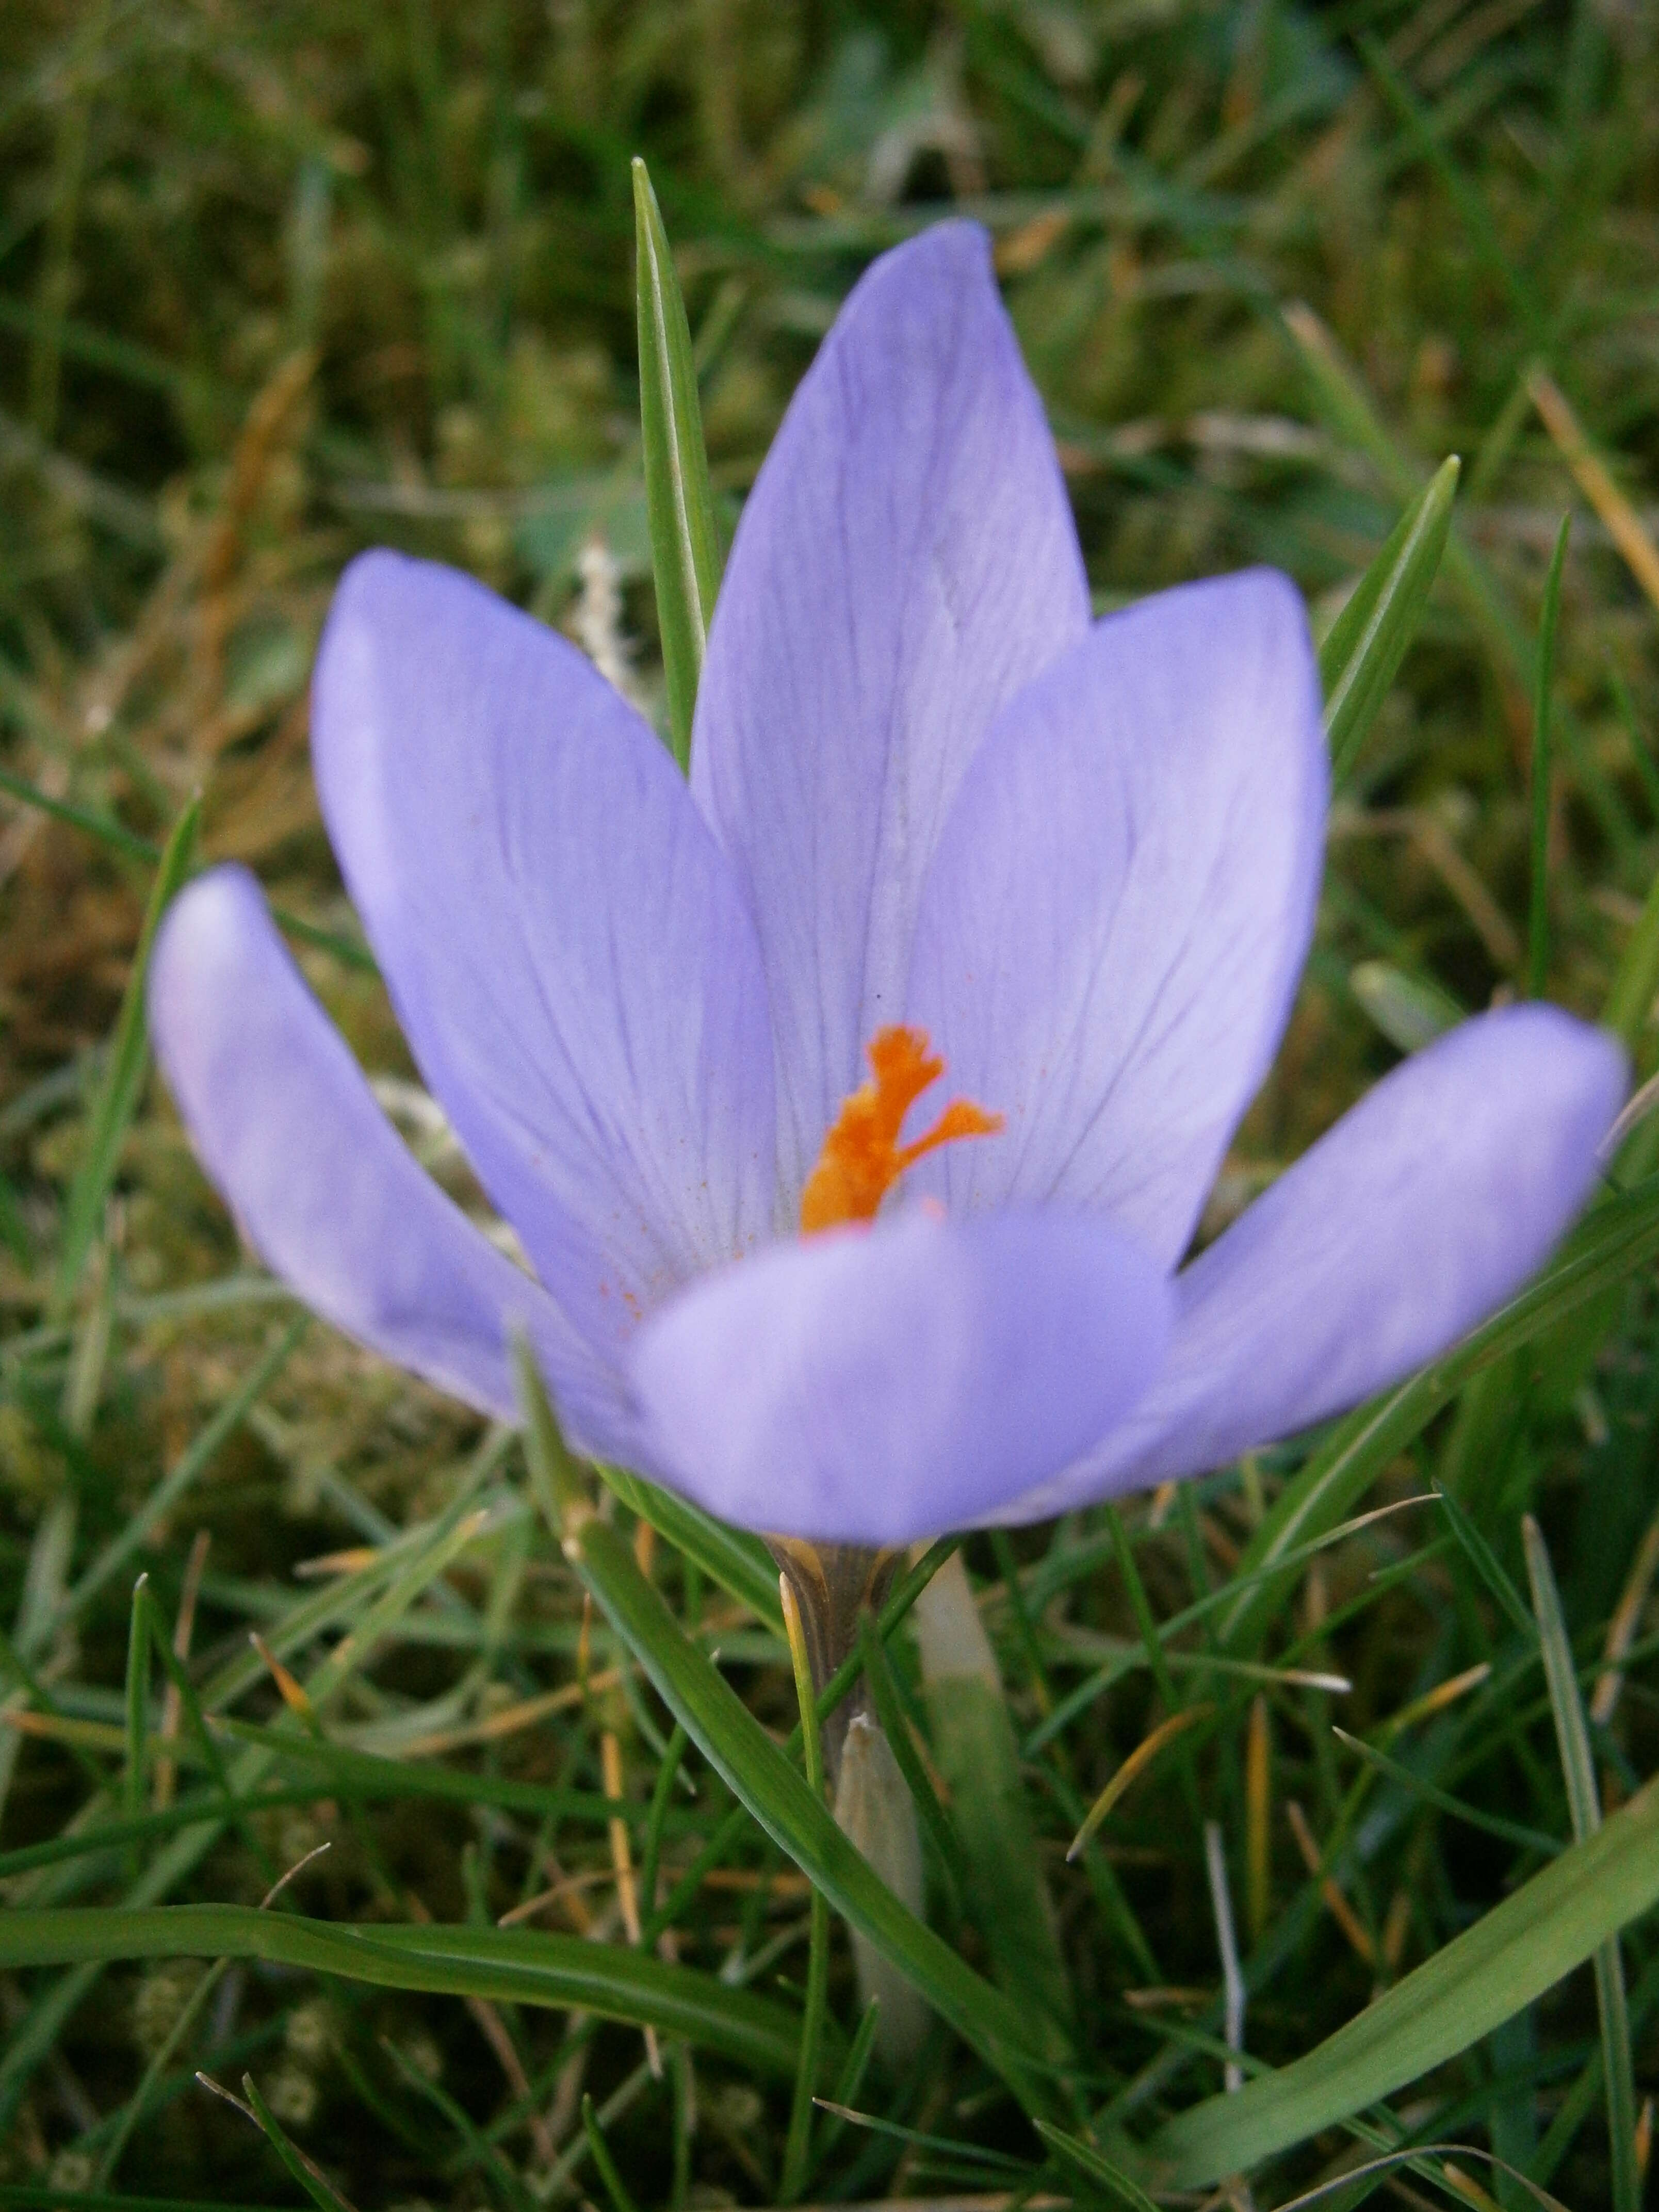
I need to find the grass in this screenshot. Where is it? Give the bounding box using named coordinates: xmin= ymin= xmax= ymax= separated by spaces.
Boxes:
xmin=2 ymin=0 xmax=1659 ymax=2205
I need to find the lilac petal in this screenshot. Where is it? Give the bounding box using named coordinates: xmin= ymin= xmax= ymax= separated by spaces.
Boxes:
xmin=628 ymin=1208 xmax=1172 ymax=1544
xmin=150 ymin=866 xmax=645 ymax=1465
xmin=998 ymin=1005 xmax=1626 ymax=1520
xmin=908 ymin=571 xmax=1326 ymax=1268
xmin=312 ymin=551 xmax=776 ymax=1367
xmin=691 ymin=221 xmax=1090 ymax=1199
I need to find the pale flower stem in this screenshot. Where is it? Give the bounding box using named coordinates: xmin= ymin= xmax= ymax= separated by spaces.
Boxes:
xmin=832 ymin=1709 xmax=927 ymax=2067
xmin=1205 ymin=1819 xmax=1246 ymax=2095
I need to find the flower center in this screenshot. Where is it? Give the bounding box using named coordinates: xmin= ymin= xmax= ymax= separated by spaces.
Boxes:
xmin=799 ymin=1025 xmax=1003 ymax=1235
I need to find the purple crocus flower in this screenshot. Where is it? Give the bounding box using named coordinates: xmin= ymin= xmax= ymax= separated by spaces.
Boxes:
xmin=149 ymin=222 xmax=1624 ymax=1548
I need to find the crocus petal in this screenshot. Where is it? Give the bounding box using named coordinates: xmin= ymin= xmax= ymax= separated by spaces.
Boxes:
xmin=691 ymin=222 xmax=1090 ymax=1199
xmin=908 ymin=571 xmax=1325 ymax=1268
xmin=628 ymin=1208 xmax=1172 ymax=1544
xmin=997 ymin=1006 xmax=1625 ymax=1520
xmin=312 ymin=551 xmax=776 ymax=1363
xmin=150 ymin=867 xmax=645 ymax=1465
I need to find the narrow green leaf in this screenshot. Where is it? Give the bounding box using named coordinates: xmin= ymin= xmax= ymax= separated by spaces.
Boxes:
xmin=0 ymin=1907 xmax=807 ymax=2078
xmin=134 ymin=1580 xmax=274 ymax=1880
xmin=1105 ymin=1507 xmax=1187 ymax=1738
xmin=1321 ymin=457 xmax=1460 ymax=782
xmin=638 ymin=1717 xmax=689 ymax=1925
xmin=1330 ymin=1726 xmax=1559 ymax=1858
xmin=123 ymin=1576 xmax=152 ymax=1837
xmin=0 ymin=774 xmax=373 ymax=979
xmin=0 ymin=1790 xmax=338 ymax=1884
xmin=212 ymin=1716 xmax=627 ymax=1829
xmin=562 ymin=1510 xmax=1062 ymax=2113
xmin=625 ymin=1530 xmax=955 ymax=1957
xmin=0 ymin=1621 xmax=103 ymax=1791
xmin=1035 ymin=2119 xmax=1163 ymax=2212
xmin=1528 ymin=516 xmax=1571 ymax=999
xmin=0 ymin=761 xmax=159 ymax=864
xmin=815 ymin=2103 xmax=1027 ymax=2173
xmin=633 ymin=156 xmax=722 ymax=769
xmin=810 ymin=2000 xmax=882 ymax=2174
xmin=382 ymin=2040 xmax=537 ymax=2212
xmin=1523 ymin=1518 xmax=1640 ymax=2212
xmin=1433 ymin=1484 xmax=1537 ymax=1644
xmin=1269 ymin=2144 xmax=1570 ymax=2212
xmin=53 ymin=794 xmax=200 ymax=1318
xmin=582 ymin=2093 xmax=643 ymax=2212
xmin=1219 ymin=1169 xmax=1659 ymax=1654
xmin=235 ymin=2070 xmax=359 ymax=2212
xmin=97 ymin=1955 xmax=229 ymax=2188
xmin=1602 ymin=858 xmax=1659 ymax=1054
xmin=1141 ymin=1770 xmax=1659 ymax=2188
xmin=781 ymin=1574 xmax=831 ymax=2203
xmin=597 ymin=1458 xmax=783 ymax=1632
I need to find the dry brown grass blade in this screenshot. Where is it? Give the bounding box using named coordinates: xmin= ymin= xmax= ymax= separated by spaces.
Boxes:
xmin=1529 ymin=370 xmax=1659 ymax=619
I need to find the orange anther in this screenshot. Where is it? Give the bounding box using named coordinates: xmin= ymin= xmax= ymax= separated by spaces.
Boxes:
xmin=799 ymin=1026 xmax=1002 ymax=1235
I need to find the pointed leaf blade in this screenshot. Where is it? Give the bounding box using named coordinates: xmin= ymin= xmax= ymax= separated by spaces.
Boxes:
xmin=633 ymin=157 xmax=722 ymax=769
xmin=1321 ymin=456 xmax=1460 ymax=783
xmin=54 ymin=795 xmax=200 ymax=1316
xmin=1145 ymin=1770 xmax=1659 ymax=2187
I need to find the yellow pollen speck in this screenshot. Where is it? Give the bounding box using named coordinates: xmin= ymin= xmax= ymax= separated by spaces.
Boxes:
xmin=799 ymin=1026 xmax=1002 ymax=1234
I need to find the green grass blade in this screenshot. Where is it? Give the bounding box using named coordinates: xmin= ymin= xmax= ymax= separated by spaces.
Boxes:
xmin=1322 ymin=457 xmax=1460 ymax=784
xmin=1602 ymin=855 xmax=1659 ymax=1054
xmin=91 ymin=1722 xmax=620 ymax=1832
xmin=1141 ymin=1771 xmax=1659 ymax=2187
xmin=0 ymin=1907 xmax=806 ymax=2078
xmin=135 ymin=1580 xmax=273 ymax=1880
xmin=638 ymin=1716 xmax=688 ymax=1922
xmin=95 ymin=1955 xmax=228 ymax=2189
xmin=633 ymin=156 xmax=722 ymax=769
xmin=810 ymin=1999 xmax=883 ymax=2177
xmin=1528 ymin=516 xmax=1571 ymax=999
xmin=582 ymin=2092 xmax=643 ymax=2212
xmin=597 ymin=1458 xmax=783 ymax=1632
xmin=383 ymin=2041 xmax=538 ymax=2212
xmin=1330 ymin=1727 xmax=1560 ymax=1858
xmin=0 ymin=762 xmax=159 ymax=864
xmin=1522 ymin=1518 xmax=1640 ymax=2212
xmin=123 ymin=1575 xmax=152 ymax=1836
xmin=1433 ymin=1483 xmax=1537 ymax=1644
xmin=561 ymin=1508 xmax=1061 ymax=2113
xmin=780 ymin=1575 xmax=830 ymax=2203
xmin=1219 ymin=1170 xmax=1659 ymax=1653
xmin=1035 ymin=2119 xmax=1163 ymax=2212
xmin=52 ymin=794 xmax=199 ymax=1319
xmin=233 ymin=2070 xmax=359 ymax=2212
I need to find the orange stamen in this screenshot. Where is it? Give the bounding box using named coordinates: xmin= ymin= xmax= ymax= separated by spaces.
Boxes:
xmin=799 ymin=1026 xmax=1003 ymax=1235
